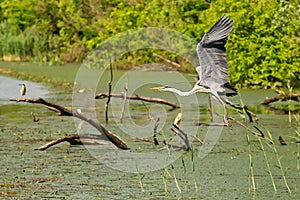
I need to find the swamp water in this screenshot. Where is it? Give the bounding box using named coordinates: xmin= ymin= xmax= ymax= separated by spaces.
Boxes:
xmin=0 ymin=64 xmax=299 ymax=199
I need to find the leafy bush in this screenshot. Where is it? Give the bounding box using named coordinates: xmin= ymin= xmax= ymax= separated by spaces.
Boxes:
xmin=0 ymin=0 xmax=299 ymax=88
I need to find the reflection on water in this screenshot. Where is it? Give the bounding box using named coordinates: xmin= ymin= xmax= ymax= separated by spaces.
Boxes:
xmin=0 ymin=75 xmax=49 ymax=105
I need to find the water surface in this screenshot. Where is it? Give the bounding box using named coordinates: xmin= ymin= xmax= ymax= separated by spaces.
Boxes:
xmin=0 ymin=75 xmax=49 ymax=105
xmin=0 ymin=64 xmax=299 ymax=199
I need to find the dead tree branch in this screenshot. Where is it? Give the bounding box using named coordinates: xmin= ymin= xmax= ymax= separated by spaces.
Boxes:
xmin=225 ymin=99 xmax=257 ymax=122
xmin=194 ymin=122 xmax=226 ymax=126
xmin=95 ymin=93 xmax=180 ymax=109
xmin=171 ymin=124 xmax=190 ymax=150
xmin=10 ymin=97 xmax=129 ymax=150
xmin=262 ymin=93 xmax=300 ymax=105
xmin=105 ymin=63 xmax=113 ymax=123
xmin=153 ymin=53 xmax=182 ymax=69
xmin=134 ymin=118 xmax=160 ymax=145
xmin=228 ymin=116 xmax=264 ymax=138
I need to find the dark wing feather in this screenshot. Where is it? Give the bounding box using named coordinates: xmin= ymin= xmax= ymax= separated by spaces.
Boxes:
xmin=196 ymin=15 xmax=233 ymax=87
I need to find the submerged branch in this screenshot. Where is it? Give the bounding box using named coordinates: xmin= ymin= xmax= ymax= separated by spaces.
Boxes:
xmin=95 ymin=93 xmax=180 ymax=109
xmin=35 ymin=134 xmax=106 ymax=150
xmin=10 ymin=97 xmax=129 ymax=150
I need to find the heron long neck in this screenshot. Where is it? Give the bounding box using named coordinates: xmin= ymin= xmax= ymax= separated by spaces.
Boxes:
xmin=167 ymin=86 xmax=199 ymax=96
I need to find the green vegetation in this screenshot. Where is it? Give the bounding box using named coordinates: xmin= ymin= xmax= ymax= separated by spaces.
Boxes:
xmin=0 ymin=0 xmax=299 ymax=88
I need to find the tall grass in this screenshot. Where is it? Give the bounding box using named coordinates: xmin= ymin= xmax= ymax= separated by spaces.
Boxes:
xmin=246 ymin=130 xmax=256 ymax=193
xmin=136 ymin=165 xmax=145 ymax=193
xmin=265 ymin=129 xmax=292 ymax=193
xmin=0 ymin=20 xmax=56 ymax=63
xmin=257 ymin=136 xmax=277 ymax=192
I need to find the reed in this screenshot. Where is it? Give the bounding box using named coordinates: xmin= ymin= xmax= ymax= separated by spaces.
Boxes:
xmin=265 ymin=129 xmax=292 ymax=193
xmin=0 ymin=20 xmax=55 ymax=63
xmin=181 ymin=155 xmax=188 ymax=191
xmin=170 ymin=164 xmax=182 ymax=193
xmin=238 ymin=94 xmax=256 ymax=193
xmin=257 ymin=136 xmax=277 ymax=192
xmin=135 ymin=165 xmax=145 ymax=193
xmin=246 ymin=130 xmax=256 ymax=193
xmin=189 ymin=144 xmax=198 ymax=193
xmin=162 ymin=168 xmax=169 ymax=193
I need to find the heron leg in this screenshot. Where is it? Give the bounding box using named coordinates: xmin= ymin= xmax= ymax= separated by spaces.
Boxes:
xmin=214 ymin=94 xmax=231 ymax=127
xmin=221 ymin=101 xmax=231 ymax=127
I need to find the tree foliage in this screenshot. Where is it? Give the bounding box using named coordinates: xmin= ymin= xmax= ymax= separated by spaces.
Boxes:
xmin=0 ymin=0 xmax=299 ymax=88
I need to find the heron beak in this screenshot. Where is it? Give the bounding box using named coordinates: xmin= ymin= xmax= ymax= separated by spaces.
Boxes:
xmin=149 ymin=87 xmax=163 ymax=91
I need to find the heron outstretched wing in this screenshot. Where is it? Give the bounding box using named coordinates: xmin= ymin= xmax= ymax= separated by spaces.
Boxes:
xmin=196 ymin=15 xmax=233 ymax=87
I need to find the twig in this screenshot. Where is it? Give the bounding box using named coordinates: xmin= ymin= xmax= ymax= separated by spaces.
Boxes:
xmin=135 ymin=137 xmax=156 ymax=143
xmin=189 ymin=134 xmax=204 ymax=145
xmin=171 ymin=124 xmax=189 ymax=151
xmin=279 ymin=136 xmax=287 ymax=145
xmin=31 ymin=112 xmax=39 ymax=122
xmin=225 ymin=99 xmax=256 ymax=122
xmin=134 ymin=118 xmax=160 ymax=145
xmin=253 ymin=125 xmax=265 ymax=138
xmin=10 ymin=97 xmax=129 ymax=150
xmin=153 ymin=118 xmax=160 ymax=145
xmin=194 ymin=122 xmax=226 ymax=126
xmin=228 ymin=116 xmax=264 ymax=138
xmin=105 ymin=63 xmax=113 ymax=123
xmin=95 ymin=93 xmax=180 ymax=110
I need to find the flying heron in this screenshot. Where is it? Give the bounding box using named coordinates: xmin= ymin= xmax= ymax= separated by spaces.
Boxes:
xmin=19 ymin=83 xmax=26 ymax=97
xmin=151 ymin=15 xmax=237 ymax=127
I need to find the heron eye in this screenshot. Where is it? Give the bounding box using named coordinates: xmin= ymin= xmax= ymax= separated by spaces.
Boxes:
xmin=164 ymin=86 xmax=171 ymax=88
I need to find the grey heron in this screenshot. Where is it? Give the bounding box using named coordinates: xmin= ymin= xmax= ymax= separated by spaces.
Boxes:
xmin=151 ymin=15 xmax=237 ymax=127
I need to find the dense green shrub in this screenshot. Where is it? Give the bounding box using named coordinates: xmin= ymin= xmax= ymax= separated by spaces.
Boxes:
xmin=0 ymin=0 xmax=299 ymax=88
xmin=204 ymin=0 xmax=300 ymax=88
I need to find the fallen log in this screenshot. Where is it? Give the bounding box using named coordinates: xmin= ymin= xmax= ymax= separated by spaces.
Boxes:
xmin=9 ymin=97 xmax=129 ymax=150
xmin=95 ymin=93 xmax=180 ymax=109
xmin=262 ymin=93 xmax=300 ymax=105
